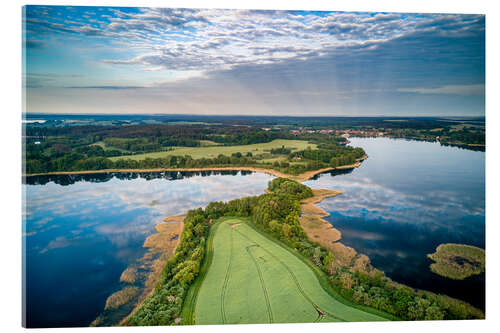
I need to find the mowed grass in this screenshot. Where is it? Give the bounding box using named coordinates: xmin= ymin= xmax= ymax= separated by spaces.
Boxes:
xmin=109 ymin=139 xmax=316 ymax=161
xmin=193 ymin=218 xmax=387 ymax=325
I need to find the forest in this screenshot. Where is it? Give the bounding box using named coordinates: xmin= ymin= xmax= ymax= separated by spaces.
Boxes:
xmin=24 ymin=123 xmax=361 ymax=175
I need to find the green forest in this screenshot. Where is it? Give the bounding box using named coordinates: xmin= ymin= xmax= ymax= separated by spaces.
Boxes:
xmin=24 ymin=124 xmax=363 ymax=175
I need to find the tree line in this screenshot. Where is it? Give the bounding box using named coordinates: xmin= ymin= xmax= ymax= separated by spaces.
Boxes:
xmin=25 ymin=144 xmax=366 ymax=176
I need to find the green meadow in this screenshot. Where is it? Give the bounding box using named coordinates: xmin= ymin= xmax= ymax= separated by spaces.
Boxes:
xmin=110 ymin=139 xmax=316 ymax=161
xmin=190 ymin=218 xmax=387 ymax=325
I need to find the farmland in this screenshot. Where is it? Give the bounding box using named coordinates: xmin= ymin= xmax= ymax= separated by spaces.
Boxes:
xmin=190 ymin=218 xmax=387 ymax=325
xmin=110 ymin=139 xmax=316 ymax=161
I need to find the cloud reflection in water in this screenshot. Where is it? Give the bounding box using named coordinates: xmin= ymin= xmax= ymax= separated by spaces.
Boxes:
xmin=305 ymin=138 xmax=485 ymax=309
xmin=23 ymin=171 xmax=273 ymax=327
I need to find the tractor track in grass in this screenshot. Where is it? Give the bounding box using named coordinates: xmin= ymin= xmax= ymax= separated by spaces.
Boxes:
xmin=220 ymin=228 xmax=233 ymax=324
xmin=233 ymin=227 xmax=346 ymax=322
xmin=245 ymin=244 xmax=274 ymax=323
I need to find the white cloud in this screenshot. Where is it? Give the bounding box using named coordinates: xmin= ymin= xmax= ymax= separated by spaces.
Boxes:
xmin=398 ymin=84 xmax=485 ymax=96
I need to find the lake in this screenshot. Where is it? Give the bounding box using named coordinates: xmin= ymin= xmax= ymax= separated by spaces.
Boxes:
xmin=23 ymin=137 xmax=485 ymax=327
xmin=22 ymin=170 xmax=274 ymax=328
xmin=304 ymin=137 xmax=485 ymax=310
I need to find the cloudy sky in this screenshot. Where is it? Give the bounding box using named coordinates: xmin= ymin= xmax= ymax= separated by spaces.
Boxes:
xmin=23 ymin=6 xmax=485 ymax=116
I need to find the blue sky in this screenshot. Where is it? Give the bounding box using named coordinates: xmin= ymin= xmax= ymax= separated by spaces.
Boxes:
xmin=23 ymin=6 xmax=485 ymax=116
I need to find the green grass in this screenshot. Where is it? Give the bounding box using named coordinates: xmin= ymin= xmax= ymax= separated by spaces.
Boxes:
xmin=110 ymin=139 xmax=316 ymax=161
xmin=190 ymin=218 xmax=388 ymax=325
xmin=91 ymin=141 xmax=131 ymax=153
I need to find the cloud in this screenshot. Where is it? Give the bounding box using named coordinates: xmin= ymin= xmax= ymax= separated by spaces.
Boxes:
xmin=24 ymin=73 xmax=85 ymax=88
xmin=23 ymin=6 xmax=485 ymax=116
xmin=65 ymin=86 xmax=145 ymax=89
xmin=39 ymin=235 xmax=82 ymax=254
xmin=398 ymin=84 xmax=485 ymax=96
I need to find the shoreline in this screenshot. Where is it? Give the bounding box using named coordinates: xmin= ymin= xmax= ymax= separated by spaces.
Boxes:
xmin=350 ymin=135 xmax=485 ymax=151
xmin=122 ymin=215 xmax=184 ymax=325
xmin=88 ymin=155 xmax=367 ymax=326
xmin=299 ymin=189 xmax=377 ymax=274
xmin=23 ymin=155 xmax=368 ymax=182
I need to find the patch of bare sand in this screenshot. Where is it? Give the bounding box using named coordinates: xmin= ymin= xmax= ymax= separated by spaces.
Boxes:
xmin=299 ymin=189 xmax=342 ymax=247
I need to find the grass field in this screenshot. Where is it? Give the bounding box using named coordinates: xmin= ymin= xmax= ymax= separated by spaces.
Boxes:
xmin=92 ymin=141 xmax=131 ymax=153
xmin=190 ymin=218 xmax=387 ymax=325
xmin=110 ymin=139 xmax=316 ymax=161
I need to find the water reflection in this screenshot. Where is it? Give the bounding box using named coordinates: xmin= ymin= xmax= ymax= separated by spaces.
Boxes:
xmin=23 ymin=171 xmax=273 ymax=328
xmin=304 ymin=138 xmax=485 ymax=309
xmin=23 ymin=169 xmax=252 ymax=186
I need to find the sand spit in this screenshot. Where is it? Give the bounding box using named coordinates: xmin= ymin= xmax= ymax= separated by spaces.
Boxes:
xmin=299 ymin=187 xmax=379 ymax=277
xmin=299 ymin=189 xmax=342 ymax=245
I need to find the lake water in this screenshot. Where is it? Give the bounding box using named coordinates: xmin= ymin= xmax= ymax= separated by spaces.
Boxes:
xmin=22 ymin=171 xmax=274 ymax=328
xmin=23 ymin=138 xmax=485 ymax=327
xmin=304 ymin=138 xmax=485 ymax=310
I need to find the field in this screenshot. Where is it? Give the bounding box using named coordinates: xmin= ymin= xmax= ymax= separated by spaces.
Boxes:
xmin=110 ymin=139 xmax=316 ymax=161
xmin=189 ymin=218 xmax=387 ymax=325
xmin=92 ymin=141 xmax=131 ymax=153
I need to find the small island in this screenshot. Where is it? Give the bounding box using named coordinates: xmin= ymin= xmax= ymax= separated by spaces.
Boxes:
xmin=427 ymin=243 xmax=485 ymax=280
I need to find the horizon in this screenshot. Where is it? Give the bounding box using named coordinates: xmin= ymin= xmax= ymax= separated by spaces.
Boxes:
xmin=23 ymin=112 xmax=486 ymax=119
xmin=23 ymin=6 xmax=485 ymax=117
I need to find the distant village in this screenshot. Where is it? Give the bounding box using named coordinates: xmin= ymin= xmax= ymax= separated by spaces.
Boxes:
xmin=288 ymin=128 xmax=386 ymax=138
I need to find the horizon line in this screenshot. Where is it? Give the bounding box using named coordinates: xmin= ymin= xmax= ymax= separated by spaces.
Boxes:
xmin=22 ymin=112 xmax=486 ymax=119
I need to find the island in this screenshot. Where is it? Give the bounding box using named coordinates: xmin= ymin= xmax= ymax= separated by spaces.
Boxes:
xmin=428 ymin=243 xmax=485 ymax=280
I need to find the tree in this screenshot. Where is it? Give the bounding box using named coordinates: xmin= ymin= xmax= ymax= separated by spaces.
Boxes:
xmin=425 ymin=305 xmax=445 ymax=320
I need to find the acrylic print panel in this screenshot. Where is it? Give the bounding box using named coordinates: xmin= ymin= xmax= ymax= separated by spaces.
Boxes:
xmin=22 ymin=3 xmax=485 ymax=328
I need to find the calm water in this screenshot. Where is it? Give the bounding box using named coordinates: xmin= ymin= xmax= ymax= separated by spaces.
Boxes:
xmin=23 ymin=171 xmax=274 ymax=328
xmin=23 ymin=139 xmax=486 ymax=327
xmin=304 ymin=138 xmax=485 ymax=310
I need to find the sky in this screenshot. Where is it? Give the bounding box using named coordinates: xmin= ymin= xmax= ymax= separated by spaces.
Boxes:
xmin=23 ymin=5 xmax=485 ymax=116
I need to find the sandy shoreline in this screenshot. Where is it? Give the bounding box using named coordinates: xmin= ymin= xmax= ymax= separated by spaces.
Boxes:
xmin=299 ymin=189 xmax=343 ymax=246
xmin=298 ymin=187 xmax=380 ymax=277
